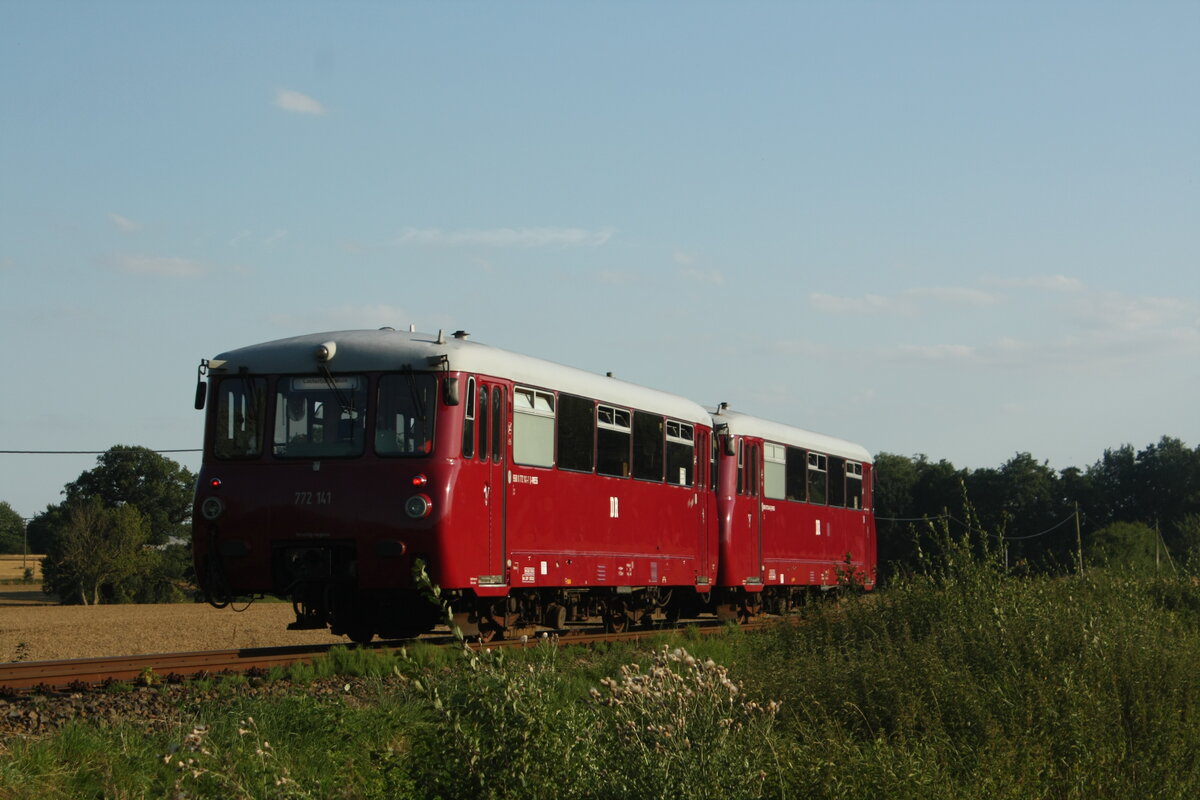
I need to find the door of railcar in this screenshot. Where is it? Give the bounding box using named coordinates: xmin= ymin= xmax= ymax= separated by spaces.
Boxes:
xmin=735 ymin=437 xmax=764 ymax=585
xmin=475 ymin=380 xmax=507 ymax=586
xmin=486 ymin=383 xmax=507 ymax=583
xmin=696 ymin=429 xmax=710 ymax=585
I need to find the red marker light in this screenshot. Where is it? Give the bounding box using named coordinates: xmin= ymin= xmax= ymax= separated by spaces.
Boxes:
xmin=210 ymin=478 xmax=222 ymax=489
xmin=411 ymin=474 xmax=428 ymax=487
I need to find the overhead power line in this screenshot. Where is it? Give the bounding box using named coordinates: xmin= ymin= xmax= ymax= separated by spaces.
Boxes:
xmin=0 ymin=449 xmax=201 ymax=455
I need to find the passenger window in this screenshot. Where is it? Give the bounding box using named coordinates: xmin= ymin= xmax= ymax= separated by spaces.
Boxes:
xmin=846 ymin=461 xmax=864 ymax=509
xmin=829 ymin=457 xmax=846 ymax=507
xmin=764 ymin=443 xmax=786 ymax=500
xmin=632 ymin=411 xmax=664 ymax=482
xmin=557 ymin=393 xmax=595 ymax=472
xmin=597 ymin=405 xmax=632 ymax=477
xmin=785 ymin=447 xmax=807 ymax=501
xmin=513 ymin=386 xmax=555 ymax=467
xmin=807 ymin=452 xmax=828 ymax=505
xmin=665 ymin=421 xmax=694 ymax=486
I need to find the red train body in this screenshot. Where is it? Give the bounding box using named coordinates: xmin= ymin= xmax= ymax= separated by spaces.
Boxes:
xmin=191 ymin=329 xmax=874 ymax=641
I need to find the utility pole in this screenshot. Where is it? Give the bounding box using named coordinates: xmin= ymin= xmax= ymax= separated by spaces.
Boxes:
xmin=1075 ymin=502 xmax=1084 ymax=576
xmin=1156 ymin=519 xmax=1161 ymax=574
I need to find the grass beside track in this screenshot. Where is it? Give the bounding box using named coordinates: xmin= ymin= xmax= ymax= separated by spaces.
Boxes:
xmin=3 ymin=545 xmax=1200 ymax=799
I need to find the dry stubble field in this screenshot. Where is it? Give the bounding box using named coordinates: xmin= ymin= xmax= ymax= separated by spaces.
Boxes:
xmin=0 ymin=555 xmax=338 ymax=662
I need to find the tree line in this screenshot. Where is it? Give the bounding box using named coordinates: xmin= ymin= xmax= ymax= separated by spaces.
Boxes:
xmin=876 ymin=435 xmax=1200 ymax=577
xmin=1 ymin=436 xmax=1198 ymax=603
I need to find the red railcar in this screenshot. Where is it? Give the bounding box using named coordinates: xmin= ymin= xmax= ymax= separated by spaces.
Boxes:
xmin=192 ymin=329 xmax=719 ymax=641
xmin=192 ymin=328 xmax=875 ymax=641
xmin=709 ymin=405 xmax=876 ymax=619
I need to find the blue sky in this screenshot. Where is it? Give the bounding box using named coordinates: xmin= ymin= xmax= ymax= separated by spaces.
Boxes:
xmin=2 ymin=1 xmax=1198 ymax=519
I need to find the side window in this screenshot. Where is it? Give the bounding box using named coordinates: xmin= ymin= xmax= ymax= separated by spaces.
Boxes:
xmin=764 ymin=442 xmax=786 ymax=500
xmin=736 ymin=439 xmax=744 ymax=494
xmin=477 ymin=384 xmax=490 ymax=461
xmin=597 ymin=404 xmax=632 ymax=477
xmin=666 ymin=421 xmax=694 ymax=486
xmin=705 ymin=434 xmax=715 ymax=491
xmin=785 ymin=447 xmax=807 ymax=502
xmin=513 ymin=387 xmax=555 ymax=467
xmin=807 ymin=452 xmax=828 ymax=505
xmin=462 ymin=377 xmax=476 ymax=459
xmin=491 ymin=386 xmax=504 ymax=462
xmin=749 ymin=443 xmax=760 ymax=497
xmin=632 ymin=411 xmax=664 ymax=482
xmin=829 ymin=457 xmax=846 ymax=507
xmin=846 ymin=461 xmax=864 ymax=510
xmin=557 ymin=393 xmax=595 ymax=472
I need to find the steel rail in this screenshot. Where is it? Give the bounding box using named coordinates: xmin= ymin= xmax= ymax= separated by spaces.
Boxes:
xmin=0 ymin=619 xmax=754 ymax=692
xmin=0 ymin=644 xmax=335 ymax=691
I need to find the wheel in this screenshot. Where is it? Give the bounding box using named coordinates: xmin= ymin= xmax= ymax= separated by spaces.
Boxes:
xmin=545 ymin=603 xmax=568 ymax=630
xmin=346 ymin=627 xmax=374 ymax=645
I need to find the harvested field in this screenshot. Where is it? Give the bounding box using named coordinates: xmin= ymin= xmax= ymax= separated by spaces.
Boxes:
xmin=0 ymin=554 xmax=42 ymax=582
xmin=0 ymin=587 xmax=338 ymax=663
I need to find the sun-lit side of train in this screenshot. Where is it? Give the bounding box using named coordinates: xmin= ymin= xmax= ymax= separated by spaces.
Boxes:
xmin=191 ymin=328 xmax=875 ymax=642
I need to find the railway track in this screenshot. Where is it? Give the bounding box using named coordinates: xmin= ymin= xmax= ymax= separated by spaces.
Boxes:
xmin=0 ymin=620 xmax=746 ymax=692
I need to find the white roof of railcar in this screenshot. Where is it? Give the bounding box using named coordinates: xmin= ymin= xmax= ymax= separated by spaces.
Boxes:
xmin=709 ymin=407 xmax=873 ymax=464
xmin=209 ymin=329 xmax=711 ymax=426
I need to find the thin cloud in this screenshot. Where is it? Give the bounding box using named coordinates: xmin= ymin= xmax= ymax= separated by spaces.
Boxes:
xmin=395 ymin=227 xmax=614 ymax=248
xmin=1070 ymin=292 xmax=1194 ymax=333
xmin=811 ymin=286 xmax=997 ymax=315
xmin=270 ymin=304 xmax=412 ymax=331
xmin=810 ymin=293 xmax=893 ymax=314
xmin=893 ymin=343 xmax=977 ymax=362
xmin=679 ymin=267 xmax=725 ymax=286
xmin=110 ymin=253 xmax=208 ymax=277
xmin=985 ymin=274 xmax=1084 ymax=292
xmin=109 ymin=213 xmax=141 ymax=233
xmin=274 ymin=89 xmax=328 ymax=115
xmin=597 ymin=270 xmax=640 ymax=285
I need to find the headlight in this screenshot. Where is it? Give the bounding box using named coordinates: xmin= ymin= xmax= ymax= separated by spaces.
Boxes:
xmin=200 ymin=496 xmax=225 ymax=521
xmin=405 ymin=494 xmax=432 ymax=519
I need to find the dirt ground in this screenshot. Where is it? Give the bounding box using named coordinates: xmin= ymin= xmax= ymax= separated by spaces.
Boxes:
xmin=0 ymin=584 xmax=339 ymax=663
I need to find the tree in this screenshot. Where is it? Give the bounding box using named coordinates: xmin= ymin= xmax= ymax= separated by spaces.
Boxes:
xmin=41 ymin=497 xmax=151 ymax=605
xmin=24 ymin=504 xmax=65 ymax=554
xmin=34 ymin=445 xmax=197 ymax=603
xmin=1087 ymin=521 xmax=1161 ymax=574
xmin=1086 ymin=445 xmax=1138 ymax=527
xmin=61 ymin=445 xmax=194 ymax=545
xmin=0 ymin=501 xmax=25 ymax=554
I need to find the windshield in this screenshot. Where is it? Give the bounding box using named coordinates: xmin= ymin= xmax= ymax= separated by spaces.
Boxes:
xmin=376 ymin=373 xmax=436 ymax=456
xmin=273 ymin=375 xmax=367 ymax=458
xmin=213 ymin=377 xmax=267 ymax=459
